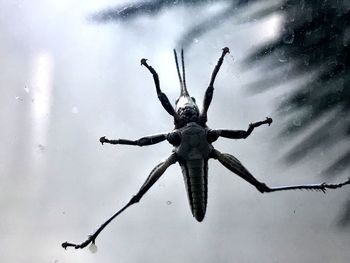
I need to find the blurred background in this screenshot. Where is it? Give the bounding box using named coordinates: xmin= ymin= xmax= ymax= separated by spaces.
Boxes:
xmin=0 ymin=0 xmax=349 ymax=262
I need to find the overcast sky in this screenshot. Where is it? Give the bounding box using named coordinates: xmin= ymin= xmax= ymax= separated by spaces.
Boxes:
xmin=0 ymin=1 xmax=349 ymax=262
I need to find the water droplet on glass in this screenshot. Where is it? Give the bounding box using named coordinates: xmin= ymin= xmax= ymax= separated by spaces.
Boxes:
xmin=193 ymin=38 xmax=199 ymax=44
xmin=166 ymin=201 xmax=172 ymax=205
xmin=37 ymin=144 xmax=46 ymax=152
xmin=283 ymin=32 xmax=294 ymax=44
xmin=292 ymin=119 xmax=301 ymax=126
xmin=15 ymin=96 xmax=23 ymax=101
xmin=278 ymin=57 xmax=287 ymax=63
xmin=72 ymin=106 xmax=79 ymax=114
xmin=275 ymin=50 xmax=288 ymax=63
xmin=89 ymin=243 xmax=98 ymax=253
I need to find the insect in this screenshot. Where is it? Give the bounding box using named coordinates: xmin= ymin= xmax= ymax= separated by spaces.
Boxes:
xmin=62 ymin=47 xmax=350 ymax=250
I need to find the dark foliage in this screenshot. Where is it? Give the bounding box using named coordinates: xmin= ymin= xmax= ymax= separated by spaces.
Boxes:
xmin=90 ymin=0 xmax=212 ymax=22
xmin=246 ymin=0 xmax=349 ymax=169
xmin=90 ymin=0 xmax=350 ymax=225
xmin=245 ymin=0 xmax=350 ymax=225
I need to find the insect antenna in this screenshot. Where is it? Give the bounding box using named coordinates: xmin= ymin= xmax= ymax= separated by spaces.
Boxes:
xmin=173 ymin=49 xmax=184 ymax=92
xmin=181 ymin=49 xmax=188 ymax=96
xmin=174 ymin=49 xmax=189 ymax=96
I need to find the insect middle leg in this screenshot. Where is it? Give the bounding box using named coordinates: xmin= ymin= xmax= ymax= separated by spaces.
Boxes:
xmin=207 ymin=118 xmax=272 ymax=142
xmin=100 ymin=133 xmax=168 ymax=146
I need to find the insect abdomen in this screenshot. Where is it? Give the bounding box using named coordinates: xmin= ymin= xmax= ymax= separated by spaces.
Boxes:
xmin=180 ymin=159 xmax=208 ymax=222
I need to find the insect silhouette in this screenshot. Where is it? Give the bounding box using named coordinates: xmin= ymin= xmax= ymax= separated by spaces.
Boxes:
xmin=62 ymin=47 xmax=350 ymax=250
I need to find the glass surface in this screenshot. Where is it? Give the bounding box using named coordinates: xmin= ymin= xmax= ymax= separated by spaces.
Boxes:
xmin=1 ymin=1 xmax=349 ymax=262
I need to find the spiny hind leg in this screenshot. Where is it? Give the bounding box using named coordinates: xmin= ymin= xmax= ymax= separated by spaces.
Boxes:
xmin=62 ymin=153 xmax=178 ymax=250
xmin=211 ymin=149 xmax=350 ymax=193
xmin=210 ymin=149 xmax=270 ymax=193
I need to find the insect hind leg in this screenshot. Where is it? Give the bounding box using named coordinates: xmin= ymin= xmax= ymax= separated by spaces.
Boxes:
xmin=62 ymin=153 xmax=178 ymax=250
xmin=210 ymin=149 xmax=350 ymax=194
xmin=210 ymin=149 xmax=270 ymax=193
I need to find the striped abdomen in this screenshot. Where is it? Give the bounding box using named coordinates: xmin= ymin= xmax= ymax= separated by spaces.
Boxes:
xmin=180 ymin=159 xmax=208 ymax=222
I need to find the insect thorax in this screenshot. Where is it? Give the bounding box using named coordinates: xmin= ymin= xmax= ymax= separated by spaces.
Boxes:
xmin=175 ymin=122 xmax=212 ymax=161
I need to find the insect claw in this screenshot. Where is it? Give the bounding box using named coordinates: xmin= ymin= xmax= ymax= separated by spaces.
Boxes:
xmin=100 ymin=136 xmax=106 ymax=145
xmin=140 ymin=58 xmax=148 ymax=66
xmin=222 ymin=47 xmax=230 ymax=54
xmin=266 ymin=117 xmax=273 ymax=126
xmin=88 ymin=234 xmax=96 ymax=244
xmin=62 ymin=241 xmax=78 ymax=249
xmin=62 ymin=241 xmax=68 ymax=249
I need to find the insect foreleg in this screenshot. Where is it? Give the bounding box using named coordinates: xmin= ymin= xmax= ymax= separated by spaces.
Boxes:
xmin=199 ymin=47 xmax=230 ymax=124
xmin=100 ymin=133 xmax=168 ymax=146
xmin=208 ymin=47 xmax=230 ymax=88
xmin=141 ymin=58 xmax=176 ymax=117
xmin=62 ymin=153 xmax=178 ymax=250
